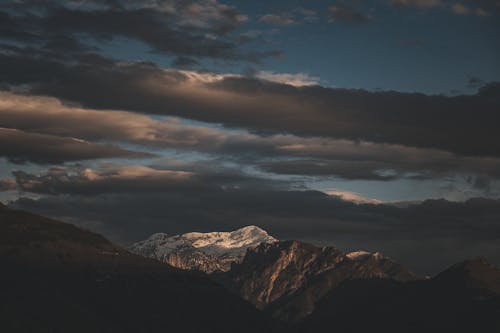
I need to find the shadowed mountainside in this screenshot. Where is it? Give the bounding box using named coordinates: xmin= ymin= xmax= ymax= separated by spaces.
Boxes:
xmin=300 ymin=256 xmax=500 ymax=333
xmin=0 ymin=204 xmax=284 ymax=333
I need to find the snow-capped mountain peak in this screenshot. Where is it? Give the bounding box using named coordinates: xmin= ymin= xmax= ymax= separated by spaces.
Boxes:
xmin=128 ymin=225 xmax=277 ymax=273
xmin=184 ymin=225 xmax=275 ymax=251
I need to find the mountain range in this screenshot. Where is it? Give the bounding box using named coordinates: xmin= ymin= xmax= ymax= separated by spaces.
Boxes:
xmin=129 ymin=226 xmax=421 ymax=322
xmin=1 ymin=203 xmax=499 ymax=332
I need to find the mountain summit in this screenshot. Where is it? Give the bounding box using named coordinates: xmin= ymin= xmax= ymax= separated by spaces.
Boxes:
xmin=128 ymin=225 xmax=277 ymax=273
xmin=215 ymin=240 xmax=419 ymax=322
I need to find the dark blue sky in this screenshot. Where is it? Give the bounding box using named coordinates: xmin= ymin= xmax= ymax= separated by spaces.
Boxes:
xmin=95 ymin=0 xmax=500 ymax=94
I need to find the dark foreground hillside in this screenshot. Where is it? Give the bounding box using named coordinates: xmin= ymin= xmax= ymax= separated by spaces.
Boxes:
xmin=0 ymin=204 xmax=283 ymax=333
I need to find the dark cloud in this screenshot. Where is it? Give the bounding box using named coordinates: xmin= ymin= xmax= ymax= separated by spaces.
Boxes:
xmin=172 ymin=56 xmax=199 ymax=68
xmin=259 ymin=7 xmax=317 ymax=26
xmin=260 ymin=160 xmax=399 ymax=180
xmin=10 ymin=166 xmax=194 ymax=195
xmin=7 ymin=164 xmax=289 ymax=196
xmin=0 ymin=0 xmax=278 ymax=63
xmin=0 ymin=128 xmax=149 ymax=164
xmin=0 ymin=47 xmax=499 ymax=159
xmin=328 ymin=4 xmax=372 ymax=23
xmin=8 ymin=186 xmax=500 ymax=274
xmin=259 ymin=14 xmax=296 ymax=26
xmin=2 ymin=54 xmax=496 ymax=159
xmin=258 ymin=149 xmax=500 ymax=180
xmin=467 ymin=75 xmax=485 ymax=89
xmin=390 ymin=0 xmax=442 ymax=8
xmin=0 ymin=11 xmax=38 ymax=41
xmin=41 ymin=7 xmax=239 ymax=59
xmin=4 ymin=163 xmax=500 ymax=274
xmin=4 ymin=90 xmax=500 ymax=181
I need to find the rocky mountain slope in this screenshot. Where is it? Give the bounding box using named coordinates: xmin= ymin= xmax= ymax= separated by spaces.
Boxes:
xmin=128 ymin=225 xmax=277 ymax=273
xmin=215 ymin=240 xmax=419 ymax=322
xmin=0 ymin=205 xmax=284 ymax=333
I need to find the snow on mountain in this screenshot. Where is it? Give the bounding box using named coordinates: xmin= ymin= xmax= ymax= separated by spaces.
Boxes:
xmin=346 ymin=250 xmax=383 ymax=261
xmin=128 ymin=225 xmax=277 ymax=273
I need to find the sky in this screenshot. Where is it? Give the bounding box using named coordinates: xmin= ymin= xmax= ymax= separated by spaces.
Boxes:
xmin=0 ymin=0 xmax=499 ymax=273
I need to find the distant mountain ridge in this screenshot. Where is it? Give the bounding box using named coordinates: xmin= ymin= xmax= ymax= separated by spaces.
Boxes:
xmin=301 ymin=257 xmax=500 ymax=332
xmin=128 ymin=226 xmax=277 ymax=273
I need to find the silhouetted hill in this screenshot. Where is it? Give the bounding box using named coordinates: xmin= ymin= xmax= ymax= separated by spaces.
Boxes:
xmin=0 ymin=206 xmax=283 ymax=333
xmin=434 ymin=256 xmax=500 ymax=295
xmin=301 ymin=257 xmax=500 ymax=333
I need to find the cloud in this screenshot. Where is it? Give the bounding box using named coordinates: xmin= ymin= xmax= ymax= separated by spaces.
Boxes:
xmin=0 ymin=90 xmax=232 ymax=150
xmin=467 ymin=75 xmax=485 ymax=88
xmin=7 ymin=162 xmax=293 ymax=195
xmin=259 ymin=8 xmax=318 ymax=26
xmin=451 ymin=3 xmax=471 ymax=14
xmin=0 ymin=0 xmax=274 ymax=63
xmin=390 ymin=0 xmax=499 ymax=15
xmin=295 ymin=7 xmax=319 ymax=22
xmin=465 ymin=0 xmax=500 ymax=15
xmin=253 ymin=71 xmax=320 ymax=87
xmin=259 ymin=160 xmax=399 ymax=180
xmin=450 ymin=2 xmax=493 ymax=16
xmin=258 ymin=148 xmax=500 ymax=180
xmin=328 ymin=4 xmax=372 ymax=23
xmin=390 ymin=0 xmax=442 ymax=8
xmin=475 ymin=7 xmax=489 ymax=15
xmin=8 ymin=186 xmax=500 ymax=274
xmin=259 ymin=14 xmax=295 ymax=26
xmin=172 ymin=56 xmax=199 ymax=68
xmin=11 ymin=165 xmax=194 ymax=195
xmin=4 ymin=90 xmax=500 ymax=181
xmin=1 ymin=53 xmax=496 ymax=159
xmin=0 ymin=127 xmax=148 ymax=164
xmin=325 ymin=190 xmax=383 ymax=204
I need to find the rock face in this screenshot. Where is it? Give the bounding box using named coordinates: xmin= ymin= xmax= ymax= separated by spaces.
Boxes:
xmin=128 ymin=226 xmax=277 ymax=273
xmin=215 ymin=240 xmax=419 ymax=322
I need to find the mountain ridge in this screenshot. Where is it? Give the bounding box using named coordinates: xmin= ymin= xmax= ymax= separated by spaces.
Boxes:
xmin=0 ymin=206 xmax=284 ymax=333
xmin=301 ymin=257 xmax=500 ymax=332
xmin=215 ymin=239 xmax=419 ymax=322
